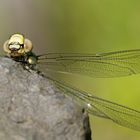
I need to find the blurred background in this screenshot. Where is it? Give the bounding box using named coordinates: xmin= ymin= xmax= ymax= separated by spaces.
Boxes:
xmin=0 ymin=0 xmax=140 ymax=139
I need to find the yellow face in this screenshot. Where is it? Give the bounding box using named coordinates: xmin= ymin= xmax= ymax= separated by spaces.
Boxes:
xmin=8 ymin=34 xmax=24 ymax=54
xmin=8 ymin=34 xmax=24 ymax=46
xmin=3 ymin=34 xmax=33 ymax=58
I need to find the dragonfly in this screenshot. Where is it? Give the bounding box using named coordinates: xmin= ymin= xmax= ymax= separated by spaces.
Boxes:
xmin=3 ymin=34 xmax=140 ymax=132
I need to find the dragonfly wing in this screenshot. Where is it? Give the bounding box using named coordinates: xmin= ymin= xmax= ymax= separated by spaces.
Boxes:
xmin=37 ymin=49 xmax=140 ymax=78
xmin=45 ymin=76 xmax=140 ymax=131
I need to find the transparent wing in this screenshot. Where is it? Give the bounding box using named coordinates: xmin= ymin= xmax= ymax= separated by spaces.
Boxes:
xmin=37 ymin=49 xmax=140 ymax=78
xmin=45 ymin=76 xmax=140 ymax=131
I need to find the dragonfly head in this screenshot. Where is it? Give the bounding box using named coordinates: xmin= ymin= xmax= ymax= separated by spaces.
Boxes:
xmin=3 ymin=34 xmax=33 ymax=58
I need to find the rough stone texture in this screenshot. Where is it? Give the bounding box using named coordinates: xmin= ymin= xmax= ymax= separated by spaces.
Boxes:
xmin=0 ymin=57 xmax=91 ymax=140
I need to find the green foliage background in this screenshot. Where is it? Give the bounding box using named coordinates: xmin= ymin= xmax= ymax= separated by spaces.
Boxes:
xmin=0 ymin=0 xmax=140 ymax=139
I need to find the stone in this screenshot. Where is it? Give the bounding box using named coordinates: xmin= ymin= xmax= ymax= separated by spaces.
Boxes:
xmin=0 ymin=57 xmax=91 ymax=140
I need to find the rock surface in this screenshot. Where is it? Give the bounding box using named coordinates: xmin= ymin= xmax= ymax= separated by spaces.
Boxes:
xmin=0 ymin=57 xmax=91 ymax=140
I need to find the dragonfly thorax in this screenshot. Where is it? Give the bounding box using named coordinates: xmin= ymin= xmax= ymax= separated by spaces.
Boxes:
xmin=3 ymin=34 xmax=33 ymax=58
xmin=27 ymin=55 xmax=38 ymax=65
